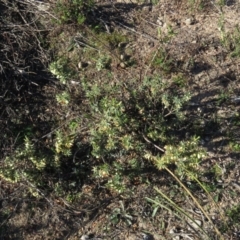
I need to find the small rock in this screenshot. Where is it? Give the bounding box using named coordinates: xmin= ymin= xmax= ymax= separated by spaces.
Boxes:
xmin=157 ymin=18 xmax=163 ymax=26
xmin=188 ymin=219 xmax=202 ymax=230
xmin=81 ymin=235 xmax=89 ymax=240
xmin=118 ymin=42 xmax=127 ymax=48
xmin=142 ymin=6 xmax=151 ymax=12
xmin=78 ymin=61 xmax=88 ymax=69
xmin=37 ymin=2 xmax=50 ymax=11
xmin=142 ymin=233 xmax=154 ymax=240
xmin=162 ymin=22 xmax=168 ymax=29
xmin=70 ymin=80 xmax=80 ymax=85
xmin=120 ymin=54 xmax=126 ymax=61
xmin=78 ymin=62 xmax=83 ymax=69
xmin=173 ymin=236 xmax=180 ymax=240
xmin=185 ymin=18 xmax=194 ymax=25
xmin=120 ymin=62 xmax=126 ymax=68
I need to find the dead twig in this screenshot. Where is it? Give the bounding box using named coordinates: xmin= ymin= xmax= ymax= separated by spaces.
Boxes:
xmin=142 ymin=134 xmax=165 ymax=153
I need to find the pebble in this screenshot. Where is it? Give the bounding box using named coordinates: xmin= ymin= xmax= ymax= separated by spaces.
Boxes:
xmin=142 ymin=233 xmax=154 ymax=240
xmin=188 ymin=219 xmax=202 ymax=230
xmin=118 ymin=42 xmax=127 ymax=48
xmin=78 ymin=61 xmax=88 ymax=69
xmin=185 ymin=18 xmax=194 ymax=25
xmin=120 ymin=62 xmax=126 ymax=68
xmin=120 ymin=54 xmax=126 ymax=61
xmin=142 ymin=6 xmax=151 ymax=12
xmin=81 ymin=235 xmax=89 ymax=240
xmin=36 ymin=2 xmax=50 ymax=11
xmin=157 ymin=18 xmax=163 ymax=26
xmin=78 ymin=62 xmax=83 ymax=69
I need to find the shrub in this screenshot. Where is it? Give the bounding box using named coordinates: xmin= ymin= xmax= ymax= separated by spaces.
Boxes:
xmin=54 ymin=0 xmax=95 ymax=25
xmin=80 ymin=74 xmax=206 ymax=190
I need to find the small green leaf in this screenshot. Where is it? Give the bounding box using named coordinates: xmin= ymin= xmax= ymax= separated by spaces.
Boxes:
xmin=152 ymin=206 xmax=159 ymax=218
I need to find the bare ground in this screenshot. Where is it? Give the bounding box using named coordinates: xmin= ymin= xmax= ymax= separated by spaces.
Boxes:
xmin=1 ymin=0 xmax=240 ymax=239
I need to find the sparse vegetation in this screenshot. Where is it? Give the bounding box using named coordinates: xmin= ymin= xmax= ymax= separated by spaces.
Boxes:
xmin=1 ymin=0 xmax=240 ymax=239
xmin=54 ymin=0 xmax=95 ymax=25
